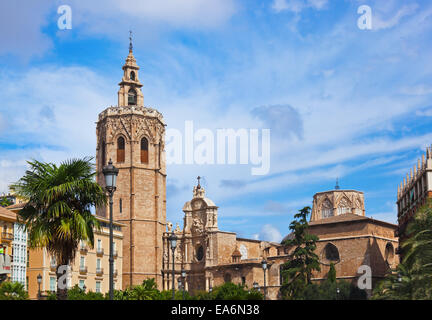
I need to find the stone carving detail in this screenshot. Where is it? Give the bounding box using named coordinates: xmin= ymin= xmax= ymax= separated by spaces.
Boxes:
xmin=338 ymin=196 xmax=351 ymax=208
xmin=239 ymin=244 xmax=248 ymax=260
xmin=175 ymin=223 xmax=181 ymax=233
xmin=167 ymin=222 xmax=173 ymax=233
xmin=192 ymin=218 xmax=204 ymax=234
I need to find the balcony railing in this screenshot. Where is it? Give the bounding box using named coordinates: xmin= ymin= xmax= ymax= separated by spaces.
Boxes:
xmin=1 ymin=232 xmax=13 ymax=241
xmin=50 ymin=262 xmax=57 ymax=271
xmin=113 ymin=249 xmax=118 ymax=258
xmin=80 ymin=246 xmax=88 ymax=254
xmin=96 ymin=248 xmax=104 ymax=256
xmin=79 ymin=266 xmax=88 ymax=274
xmin=96 ymin=267 xmax=104 ymax=276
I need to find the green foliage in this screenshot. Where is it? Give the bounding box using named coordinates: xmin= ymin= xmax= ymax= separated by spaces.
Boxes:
xmin=280 ymin=206 xmax=320 ymax=299
xmin=0 ymin=197 xmax=13 ymax=207
xmin=211 ymin=282 xmax=263 ymax=300
xmin=0 ymin=281 xmax=29 ymax=300
xmin=373 ymin=200 xmax=432 ymax=300
xmin=10 ymin=157 xmax=106 ymax=300
xmin=327 ymin=263 xmax=336 ymax=283
xmin=114 ymin=279 xmax=164 ymax=300
xmin=67 ymin=285 xmax=105 ymax=300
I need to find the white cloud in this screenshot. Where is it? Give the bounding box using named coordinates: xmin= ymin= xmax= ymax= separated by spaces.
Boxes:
xmin=257 ymin=224 xmax=282 ymax=243
xmin=373 ymin=4 xmax=419 ymax=31
xmin=271 ymin=0 xmax=328 ymax=13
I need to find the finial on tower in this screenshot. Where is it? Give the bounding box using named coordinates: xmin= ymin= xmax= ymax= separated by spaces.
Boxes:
xmin=197 ymin=176 xmax=201 ymax=189
xmin=129 ymin=30 xmax=133 ymax=52
xmin=335 ymin=178 xmax=340 ymax=190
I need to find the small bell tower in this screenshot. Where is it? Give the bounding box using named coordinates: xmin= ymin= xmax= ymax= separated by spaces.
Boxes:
xmin=117 ymin=31 xmax=144 ymax=107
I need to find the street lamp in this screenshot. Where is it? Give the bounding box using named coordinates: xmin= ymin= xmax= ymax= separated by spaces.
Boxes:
xmin=209 ymin=284 xmax=213 ymax=294
xmin=168 ymin=231 xmax=178 ymax=300
xmin=336 ymin=287 xmax=340 ymax=300
xmin=181 ymin=269 xmax=186 ymax=300
xmin=102 ymin=159 xmax=119 ymax=301
xmin=37 ymin=274 xmax=42 ymax=300
xmin=261 ymin=259 xmax=267 ymax=300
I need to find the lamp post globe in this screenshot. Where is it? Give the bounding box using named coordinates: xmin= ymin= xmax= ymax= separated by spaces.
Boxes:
xmin=102 ymin=158 xmax=119 ymax=301
xmin=261 ymin=259 xmax=267 ymax=300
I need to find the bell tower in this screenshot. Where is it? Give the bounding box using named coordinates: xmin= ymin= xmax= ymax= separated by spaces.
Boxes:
xmin=96 ymin=35 xmax=167 ymax=289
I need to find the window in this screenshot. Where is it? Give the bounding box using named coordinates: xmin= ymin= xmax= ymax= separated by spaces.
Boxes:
xmin=80 ymin=256 xmax=85 ymax=268
xmin=130 ymin=71 xmax=135 ymax=81
xmin=385 ymin=243 xmax=395 ymax=265
xmin=223 ymin=273 xmax=232 ymax=283
xmin=141 ymin=137 xmax=149 ymax=163
xmin=97 ymin=258 xmax=101 ymax=270
xmin=96 ymin=281 xmax=101 ymax=293
xmin=119 ymin=198 xmax=122 ymax=214
xmin=50 ymin=277 xmax=56 ymax=292
xmin=97 ymin=239 xmax=102 ymax=251
xmin=241 ymin=276 xmax=246 ymax=286
xmin=101 ymin=142 xmax=106 ymax=167
xmin=323 ymin=243 xmax=340 ymax=262
xmin=128 ymin=88 xmax=137 ymax=105
xmin=196 ymin=246 xmax=204 ymax=261
xmin=117 ymin=137 xmax=125 ymax=163
xmin=322 ymin=199 xmax=333 ymax=218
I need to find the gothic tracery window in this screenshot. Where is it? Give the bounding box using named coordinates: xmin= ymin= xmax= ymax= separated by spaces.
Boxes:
xmin=337 ymin=197 xmax=351 ymax=215
xmin=322 ymin=199 xmax=333 ymax=218
xmin=128 ymin=88 xmax=137 ymax=105
xmin=117 ymin=137 xmax=125 ymax=163
xmin=141 ymin=137 xmax=149 ymax=164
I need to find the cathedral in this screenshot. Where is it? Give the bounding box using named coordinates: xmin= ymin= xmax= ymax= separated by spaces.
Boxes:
xmin=95 ymin=44 xmax=399 ymax=298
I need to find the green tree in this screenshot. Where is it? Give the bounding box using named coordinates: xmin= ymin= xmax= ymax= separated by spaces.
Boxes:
xmin=0 ymin=197 xmax=12 ymax=207
xmin=327 ymin=263 xmax=336 ymax=283
xmin=10 ymin=157 xmax=106 ymax=300
xmin=280 ymin=206 xmax=320 ymax=299
xmin=373 ymin=200 xmax=432 ymax=300
xmin=0 ymin=281 xmax=28 ymax=300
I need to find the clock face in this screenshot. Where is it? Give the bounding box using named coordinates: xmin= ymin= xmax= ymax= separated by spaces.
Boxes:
xmin=196 ymin=246 xmax=204 ymax=261
xmin=239 ymin=244 xmax=248 ymax=260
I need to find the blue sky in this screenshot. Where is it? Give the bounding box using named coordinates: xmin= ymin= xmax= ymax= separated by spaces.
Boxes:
xmin=1 ymin=0 xmax=432 ymax=242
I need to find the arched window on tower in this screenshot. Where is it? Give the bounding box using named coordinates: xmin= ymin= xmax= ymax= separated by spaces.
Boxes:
xmin=128 ymin=88 xmax=137 ymax=105
xmin=117 ymin=137 xmax=125 ymax=163
xmin=130 ymin=71 xmax=135 ymax=81
xmin=101 ymin=141 xmax=106 ymax=167
xmin=141 ymin=137 xmax=149 ymax=163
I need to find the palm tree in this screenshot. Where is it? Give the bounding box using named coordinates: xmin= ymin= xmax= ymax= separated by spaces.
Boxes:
xmin=10 ymin=157 xmax=106 ymax=300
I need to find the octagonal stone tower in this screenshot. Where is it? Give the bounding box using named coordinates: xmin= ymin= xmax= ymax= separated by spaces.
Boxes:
xmin=311 ymin=188 xmax=365 ymax=222
xmin=96 ymin=44 xmax=167 ymax=289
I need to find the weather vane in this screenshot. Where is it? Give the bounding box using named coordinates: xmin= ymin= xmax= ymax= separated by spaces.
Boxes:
xmin=129 ymin=30 xmax=133 ymax=52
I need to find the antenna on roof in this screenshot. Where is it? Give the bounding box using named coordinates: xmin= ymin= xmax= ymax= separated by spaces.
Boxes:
xmin=335 ymin=178 xmax=340 ymax=190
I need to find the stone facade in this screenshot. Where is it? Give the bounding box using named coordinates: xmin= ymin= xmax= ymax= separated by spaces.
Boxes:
xmin=95 ymin=46 xmax=167 ymax=289
xmin=397 ymin=146 xmax=432 ymax=245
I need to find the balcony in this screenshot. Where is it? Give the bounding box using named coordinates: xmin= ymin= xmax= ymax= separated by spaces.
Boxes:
xmin=50 ymin=261 xmax=57 ymax=271
xmin=80 ymin=245 xmax=88 ymax=254
xmin=96 ymin=248 xmax=104 ymax=256
xmin=79 ymin=266 xmax=88 ymax=274
xmin=113 ymin=249 xmax=118 ymax=258
xmin=1 ymin=232 xmax=13 ymax=242
xmin=96 ymin=267 xmax=104 ymax=276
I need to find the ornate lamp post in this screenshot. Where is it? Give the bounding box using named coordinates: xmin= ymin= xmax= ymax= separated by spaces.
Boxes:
xmin=102 ymin=159 xmax=119 ymax=301
xmin=261 ymin=259 xmax=267 ymax=300
xmin=37 ymin=274 xmax=42 ymax=300
xmin=336 ymin=287 xmax=340 ymax=300
xmin=181 ymin=269 xmax=186 ymax=300
xmin=168 ymin=231 xmax=178 ymax=300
